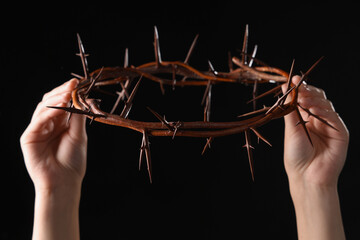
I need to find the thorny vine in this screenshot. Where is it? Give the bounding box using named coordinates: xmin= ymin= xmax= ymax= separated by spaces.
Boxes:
xmin=49 ymin=25 xmax=336 ymax=182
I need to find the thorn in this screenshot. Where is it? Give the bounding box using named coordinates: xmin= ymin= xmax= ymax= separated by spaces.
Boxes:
xmin=120 ymin=80 xmax=131 ymax=99
xmin=159 ymin=82 xmax=165 ymax=95
xmin=296 ymin=56 xmax=324 ymax=89
xmin=171 ymin=121 xmax=183 ymax=139
xmin=203 ymin=82 xmax=212 ymax=122
xmin=201 ymin=80 xmax=212 ymax=106
xmin=207 ymin=60 xmax=217 ymax=75
xmin=297 ymin=104 xmax=339 ymax=131
xmin=295 ymin=108 xmax=313 ymax=146
xmin=248 ymin=45 xmax=258 ymax=68
xmin=66 ymin=102 xmax=74 ymax=125
xmin=184 ymin=34 xmax=199 ymax=64
xmin=265 ymin=85 xmax=296 ymax=114
xmin=110 ymin=79 xmax=131 ymax=114
xmin=278 ymin=59 xmax=295 ymax=106
xmin=154 ymin=26 xmax=162 ymax=67
xmin=139 ymin=136 xmax=145 ymax=171
xmin=143 ymin=131 xmax=153 ymax=183
xmin=241 ymin=24 xmax=249 ymax=65
xmin=243 ymin=129 xmax=255 ymax=181
xmin=124 ymin=48 xmax=129 ymax=68
xmin=252 ymin=79 xmax=258 ymax=110
xmin=146 ymin=107 xmax=174 ymax=131
xmin=238 ymin=106 xmax=269 ymax=118
xmin=247 ymin=85 xmax=282 ymax=104
xmin=71 ymin=73 xmax=83 ymax=79
xmin=47 ymin=106 xmax=106 ymax=118
xmin=250 ymin=128 xmax=272 ymax=147
xmin=286 ymin=59 xmax=295 ymax=91
xmin=76 ymin=33 xmax=89 ymax=80
xmin=89 ymin=116 xmax=95 ymax=125
xmin=84 ymin=67 xmax=104 ymax=96
xmin=120 ymin=76 xmax=143 ymax=118
xmin=201 ymin=137 xmax=213 ymax=155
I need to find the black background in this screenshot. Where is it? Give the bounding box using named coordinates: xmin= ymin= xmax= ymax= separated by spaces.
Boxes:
xmin=2 ymin=2 xmax=360 ymax=239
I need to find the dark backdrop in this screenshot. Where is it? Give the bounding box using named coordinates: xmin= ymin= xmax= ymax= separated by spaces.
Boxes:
xmin=2 ymin=3 xmax=359 ymax=239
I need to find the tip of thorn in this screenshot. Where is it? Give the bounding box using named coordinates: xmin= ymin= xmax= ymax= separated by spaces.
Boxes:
xmin=154 ymin=25 xmax=159 ymax=36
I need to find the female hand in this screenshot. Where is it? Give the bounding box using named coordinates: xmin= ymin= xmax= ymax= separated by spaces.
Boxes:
xmin=20 ymin=79 xmax=87 ymax=192
xmin=283 ymin=75 xmax=349 ymax=240
xmin=283 ymin=76 xmax=349 ymax=187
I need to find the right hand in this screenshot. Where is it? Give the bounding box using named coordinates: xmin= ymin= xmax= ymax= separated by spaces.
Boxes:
xmin=20 ymin=79 xmax=88 ymax=192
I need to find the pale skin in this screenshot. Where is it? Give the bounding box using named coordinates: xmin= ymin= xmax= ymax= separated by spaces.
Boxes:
xmin=20 ymin=76 xmax=349 ymax=240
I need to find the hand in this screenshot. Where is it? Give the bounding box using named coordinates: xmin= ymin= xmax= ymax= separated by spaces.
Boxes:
xmin=283 ymin=76 xmax=349 ymax=187
xmin=20 ymin=79 xmax=87 ymax=192
xmin=283 ymin=76 xmax=349 ymax=240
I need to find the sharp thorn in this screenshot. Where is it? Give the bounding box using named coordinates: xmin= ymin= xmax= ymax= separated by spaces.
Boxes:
xmin=241 ymin=24 xmax=249 ymax=65
xmin=296 ymin=56 xmax=324 ymax=89
xmin=201 ymin=80 xmax=212 ymax=106
xmin=76 ymin=33 xmax=89 ymax=80
xmin=71 ymin=73 xmax=83 ymax=79
xmin=244 ymin=130 xmax=255 ymax=181
xmin=279 ymin=59 xmax=296 ymax=106
xmin=124 ymin=48 xmax=129 ymax=68
xmin=207 ymin=60 xmax=217 ymax=75
xmin=139 ymin=136 xmax=145 ymax=170
xmin=84 ymin=67 xmax=104 ymax=96
xmin=120 ymin=76 xmax=143 ymax=118
xmin=238 ymin=106 xmax=269 ymax=118
xmin=250 ymin=128 xmax=272 ymax=147
xmin=247 ymin=85 xmax=282 ymax=104
xmin=295 ymin=108 xmax=313 ymax=146
xmin=297 ymin=104 xmax=339 ymax=131
xmin=184 ymin=34 xmax=199 ymax=64
xmin=143 ymin=131 xmax=153 ymax=183
xmin=201 ymin=137 xmax=213 ymax=155
xmin=248 ymin=45 xmax=258 ymax=67
xmin=47 ymin=106 xmax=106 ymax=118
xmin=154 ymin=26 xmax=162 ymax=67
xmin=146 ymin=107 xmax=174 ymax=131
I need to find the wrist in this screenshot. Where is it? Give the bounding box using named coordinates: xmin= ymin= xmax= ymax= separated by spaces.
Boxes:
xmin=289 ymin=179 xmax=338 ymax=205
xmin=33 ymin=184 xmax=82 ymax=240
xmin=288 ymin=170 xmax=339 ymax=195
xmin=34 ymin=182 xmax=82 ymax=216
xmin=288 ymin=179 xmax=345 ymax=240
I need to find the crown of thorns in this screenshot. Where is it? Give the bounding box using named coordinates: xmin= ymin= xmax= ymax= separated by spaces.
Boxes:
xmin=49 ymin=25 xmax=335 ymax=182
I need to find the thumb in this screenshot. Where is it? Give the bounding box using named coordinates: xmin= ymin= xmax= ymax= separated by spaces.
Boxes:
xmin=68 ymin=113 xmax=87 ymax=143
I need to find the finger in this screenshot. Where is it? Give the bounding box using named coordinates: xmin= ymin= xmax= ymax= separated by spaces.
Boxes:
xmin=281 ymin=75 xmax=302 ymax=94
xmin=298 ymin=84 xmax=327 ymax=99
xmin=297 ymin=87 xmax=347 ymax=135
xmin=298 ymin=97 xmax=335 ymax=113
xmin=42 ymin=78 xmax=78 ymax=101
xmin=68 ymin=113 xmax=87 ymax=143
xmin=282 ymin=76 xmax=301 ymax=127
xmin=24 ymin=88 xmax=73 ymax=142
xmin=32 ymin=91 xmax=72 ymax=122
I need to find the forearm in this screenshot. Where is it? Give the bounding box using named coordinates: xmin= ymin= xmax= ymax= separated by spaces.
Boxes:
xmin=32 ymin=186 xmax=81 ymax=240
xmin=289 ymin=180 xmax=345 ymax=240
